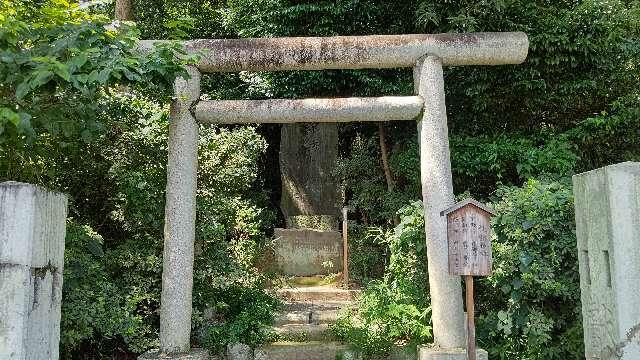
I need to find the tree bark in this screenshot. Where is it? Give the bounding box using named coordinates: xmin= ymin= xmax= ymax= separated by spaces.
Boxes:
xmin=378 ymin=123 xmax=399 ymax=226
xmin=115 ymin=0 xmax=134 ymax=21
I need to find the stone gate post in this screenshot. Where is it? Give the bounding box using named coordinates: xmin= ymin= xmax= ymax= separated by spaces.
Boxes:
xmin=414 ymin=56 xmax=487 ymax=360
xmin=148 ymin=66 xmax=208 ymax=359
xmin=414 ymin=55 xmax=466 ymax=349
xmin=573 ymin=162 xmax=640 ymax=360
xmin=0 ymin=182 xmax=68 ymax=360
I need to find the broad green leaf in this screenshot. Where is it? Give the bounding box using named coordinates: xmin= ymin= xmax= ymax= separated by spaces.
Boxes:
xmin=0 ymin=107 xmax=20 ymax=126
xmin=15 ymin=81 xmax=30 ymax=99
xmin=68 ymin=53 xmax=87 ymax=69
xmin=53 ymin=62 xmax=71 ymax=81
xmin=30 ymin=70 xmax=53 ymax=87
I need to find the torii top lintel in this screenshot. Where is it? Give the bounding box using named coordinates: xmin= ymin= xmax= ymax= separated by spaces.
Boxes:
xmin=140 ymin=32 xmax=528 ymax=73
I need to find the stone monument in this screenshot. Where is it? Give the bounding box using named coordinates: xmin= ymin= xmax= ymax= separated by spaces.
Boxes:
xmin=573 ymin=162 xmax=640 ymax=360
xmin=276 ymin=122 xmax=344 ymax=276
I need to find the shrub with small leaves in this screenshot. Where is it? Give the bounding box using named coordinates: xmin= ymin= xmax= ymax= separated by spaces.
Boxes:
xmin=477 ymin=179 xmax=583 ymax=360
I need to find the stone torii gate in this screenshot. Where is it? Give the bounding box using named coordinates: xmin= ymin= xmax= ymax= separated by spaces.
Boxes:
xmin=141 ymin=32 xmax=528 ymax=360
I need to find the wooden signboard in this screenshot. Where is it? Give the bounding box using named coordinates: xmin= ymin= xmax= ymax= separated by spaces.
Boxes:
xmin=441 ymin=198 xmax=496 ymax=360
xmin=442 ymin=199 xmax=494 ymax=276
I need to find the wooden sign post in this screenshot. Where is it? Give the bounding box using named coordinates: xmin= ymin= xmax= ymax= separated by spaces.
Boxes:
xmin=342 ymin=207 xmax=349 ymax=289
xmin=441 ymin=199 xmax=496 ymax=360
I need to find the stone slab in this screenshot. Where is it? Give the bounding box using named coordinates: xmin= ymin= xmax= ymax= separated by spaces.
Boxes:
xmin=272 ymin=323 xmax=332 ymax=342
xmin=195 ymin=96 xmax=423 ymax=124
xmin=255 ymin=341 xmax=351 ymax=360
xmin=274 ymin=229 xmax=343 ymax=276
xmin=276 ymin=287 xmax=359 ymax=302
xmin=418 ymin=346 xmax=488 ymax=360
xmin=275 ymin=300 xmax=350 ymax=326
xmin=573 ymin=162 xmax=640 ymax=360
xmin=139 ymin=348 xmax=210 ymax=359
xmin=279 ymin=123 xmax=341 ymax=225
xmin=227 ymin=343 xmax=252 ymax=360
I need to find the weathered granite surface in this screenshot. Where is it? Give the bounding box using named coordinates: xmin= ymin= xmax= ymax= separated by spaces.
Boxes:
xmin=418 ymin=346 xmax=488 ymax=360
xmin=274 ymin=228 xmax=343 ymax=276
xmin=160 ymin=66 xmax=201 ymax=353
xmin=573 ymin=162 xmax=640 ymax=360
xmin=280 ymin=123 xmax=340 ymax=227
xmin=414 ymin=56 xmax=466 ymax=348
xmin=195 ymin=96 xmax=423 ymax=124
xmin=139 ymin=32 xmax=528 ymax=72
xmin=0 ymin=182 xmax=68 ymax=360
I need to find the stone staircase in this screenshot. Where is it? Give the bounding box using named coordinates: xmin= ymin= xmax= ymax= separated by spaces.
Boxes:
xmin=254 ymin=284 xmax=360 ymax=360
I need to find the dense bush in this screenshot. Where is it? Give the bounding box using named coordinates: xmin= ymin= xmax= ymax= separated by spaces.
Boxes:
xmin=336 ymin=179 xmax=582 ymax=359
xmin=63 ymin=95 xmax=279 ymax=356
xmin=0 ymin=0 xmax=193 ymax=181
xmin=478 ymin=179 xmax=582 ymax=360
xmin=62 ymin=220 xmax=153 ymax=358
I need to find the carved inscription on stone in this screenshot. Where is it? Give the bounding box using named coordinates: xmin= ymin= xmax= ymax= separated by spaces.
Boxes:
xmin=446 ymin=206 xmax=492 ymax=276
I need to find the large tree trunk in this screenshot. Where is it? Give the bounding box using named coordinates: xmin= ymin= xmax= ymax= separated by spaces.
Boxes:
xmin=115 ymin=0 xmax=134 ymax=21
xmin=280 ymin=123 xmax=340 ymax=230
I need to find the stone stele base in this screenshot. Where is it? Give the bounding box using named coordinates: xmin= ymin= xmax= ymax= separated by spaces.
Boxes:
xmin=418 ymin=346 xmax=488 ymax=360
xmin=139 ymin=349 xmax=209 ymax=359
xmin=274 ymin=228 xmax=343 ymax=276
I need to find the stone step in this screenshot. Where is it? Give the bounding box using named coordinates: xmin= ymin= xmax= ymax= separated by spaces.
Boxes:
xmin=274 ymin=309 xmax=340 ymax=326
xmin=275 ymin=310 xmax=311 ymax=325
xmin=277 ymin=287 xmax=360 ymax=302
xmin=255 ymin=341 xmax=351 ymax=360
xmin=274 ymin=301 xmax=348 ymax=326
xmin=271 ymin=323 xmax=333 ymax=342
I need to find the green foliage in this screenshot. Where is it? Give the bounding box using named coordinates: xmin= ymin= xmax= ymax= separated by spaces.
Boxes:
xmin=332 ymin=202 xmax=432 ymax=356
xmin=0 ymin=0 xmax=193 ymax=179
xmin=336 ymin=135 xmax=415 ymax=225
xmin=338 ymin=179 xmax=583 ymax=359
xmin=3 ymin=0 xmax=638 ymax=358
xmin=566 ymin=94 xmax=640 ymax=171
xmin=450 ymin=134 xmax=579 ymax=195
xmin=97 ymin=96 xmax=278 ymax=354
xmin=417 ymin=0 xmax=640 ymax=135
xmin=477 ymin=179 xmax=583 ymax=360
xmin=5 ymin=91 xmax=279 ymax=357
xmin=198 ymin=286 xmax=280 ymax=351
xmin=344 ymin=223 xmax=387 ymax=284
xmin=62 ymin=220 xmax=155 ymax=357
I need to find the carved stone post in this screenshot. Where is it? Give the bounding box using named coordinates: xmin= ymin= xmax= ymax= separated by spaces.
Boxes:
xmin=573 ymin=162 xmax=640 ymax=360
xmin=414 ymin=56 xmax=467 ymax=350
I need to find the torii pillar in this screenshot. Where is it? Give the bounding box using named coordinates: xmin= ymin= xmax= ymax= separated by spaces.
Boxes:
xmin=140 ymin=32 xmax=528 ymax=360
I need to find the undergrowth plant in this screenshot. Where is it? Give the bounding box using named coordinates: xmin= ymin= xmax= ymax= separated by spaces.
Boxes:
xmin=332 ymin=201 xmax=432 ymax=356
